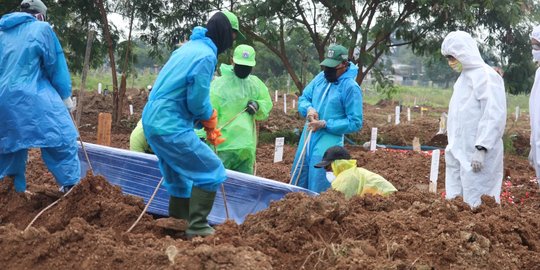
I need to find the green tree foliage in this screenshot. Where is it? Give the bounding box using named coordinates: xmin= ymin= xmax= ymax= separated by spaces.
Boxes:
xmin=502 ymin=26 xmax=537 ymax=94
xmin=0 ymin=0 xmax=111 ymax=73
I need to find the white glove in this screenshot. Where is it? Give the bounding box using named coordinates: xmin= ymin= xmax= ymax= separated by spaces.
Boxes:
xmin=471 ymin=149 xmax=486 ymax=173
xmin=529 ymin=150 xmax=534 ymax=167
xmin=307 ymin=108 xmax=319 ymax=122
xmin=308 ymin=120 xmax=326 ymax=132
xmin=63 ymin=97 xmax=75 ymax=112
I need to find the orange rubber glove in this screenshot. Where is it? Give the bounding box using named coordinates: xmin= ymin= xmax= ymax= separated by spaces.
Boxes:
xmin=201 ymin=109 xmax=218 ymax=130
xmin=206 ymin=129 xmax=226 ymax=146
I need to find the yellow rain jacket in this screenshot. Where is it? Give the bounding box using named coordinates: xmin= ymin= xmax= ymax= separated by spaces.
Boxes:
xmin=331 ymin=159 xmax=397 ymax=199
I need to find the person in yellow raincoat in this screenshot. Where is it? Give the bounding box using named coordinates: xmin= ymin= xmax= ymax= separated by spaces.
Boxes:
xmin=314 ymin=146 xmax=397 ymax=199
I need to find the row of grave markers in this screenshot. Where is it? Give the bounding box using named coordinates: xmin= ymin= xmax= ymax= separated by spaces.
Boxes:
xmin=272 ymin=130 xmax=443 ymax=194
xmin=275 ymin=90 xmax=296 ymax=113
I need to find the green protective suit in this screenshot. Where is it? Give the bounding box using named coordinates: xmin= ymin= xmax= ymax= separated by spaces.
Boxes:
xmin=331 ymin=159 xmax=397 ymax=199
xmin=130 ymin=119 xmax=153 ymax=154
xmin=210 ymin=64 xmax=273 ymax=174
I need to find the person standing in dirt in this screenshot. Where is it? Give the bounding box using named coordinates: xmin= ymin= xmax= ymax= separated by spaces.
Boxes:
xmin=529 ymin=25 xmax=540 ymax=183
xmin=441 ymin=31 xmax=506 ymax=207
xmin=0 ymin=0 xmax=80 ymax=193
xmin=142 ymin=11 xmax=244 ymax=237
xmin=207 ymin=44 xmax=272 ymax=174
xmin=290 ymin=44 xmax=363 ymax=193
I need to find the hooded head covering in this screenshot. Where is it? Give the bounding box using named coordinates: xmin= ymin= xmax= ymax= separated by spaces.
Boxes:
xmin=206 ymin=12 xmax=234 ymax=55
xmin=532 ymin=25 xmax=540 ymax=43
xmin=441 ymin=31 xmax=485 ymax=69
xmin=20 ymin=0 xmax=47 ymax=18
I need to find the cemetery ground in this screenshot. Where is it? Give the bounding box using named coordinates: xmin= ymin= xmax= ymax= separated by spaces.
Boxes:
xmin=0 ymin=88 xmax=538 ymax=269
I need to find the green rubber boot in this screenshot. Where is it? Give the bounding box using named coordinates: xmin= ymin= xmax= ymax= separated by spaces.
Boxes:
xmin=186 ymin=187 xmax=216 ymax=238
xmin=169 ymin=196 xmax=190 ymax=220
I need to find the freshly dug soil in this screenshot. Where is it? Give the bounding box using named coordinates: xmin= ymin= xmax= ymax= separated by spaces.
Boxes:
xmin=2 ymin=90 xmax=538 ymax=269
xmin=210 ymin=191 xmax=540 ymax=269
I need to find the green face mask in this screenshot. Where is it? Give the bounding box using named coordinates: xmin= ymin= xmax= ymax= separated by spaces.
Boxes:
xmin=448 ymin=59 xmax=463 ymax=72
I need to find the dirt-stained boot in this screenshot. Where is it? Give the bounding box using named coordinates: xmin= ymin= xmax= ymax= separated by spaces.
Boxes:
xmin=155 ymin=196 xmax=189 ymax=231
xmin=186 ymin=187 xmax=216 ymax=238
xmin=169 ymin=196 xmax=190 ymax=220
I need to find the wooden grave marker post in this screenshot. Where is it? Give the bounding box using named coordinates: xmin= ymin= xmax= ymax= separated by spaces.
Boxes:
xmin=97 ymin=112 xmax=112 ymax=146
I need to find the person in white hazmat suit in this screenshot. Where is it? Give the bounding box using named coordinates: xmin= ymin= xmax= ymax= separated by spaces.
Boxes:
xmin=529 ymin=26 xmax=540 ymax=182
xmin=441 ymin=31 xmax=507 ymax=207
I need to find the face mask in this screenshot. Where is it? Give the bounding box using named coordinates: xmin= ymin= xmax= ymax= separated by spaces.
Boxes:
xmin=532 ymin=50 xmax=540 ymax=62
xmin=324 ymin=67 xmax=338 ymax=82
xmin=234 ymin=64 xmax=252 ymax=79
xmin=448 ymin=59 xmax=463 ymax=72
xmin=326 ymin=172 xmax=336 ymax=183
xmin=33 ymin=13 xmax=45 ymax=21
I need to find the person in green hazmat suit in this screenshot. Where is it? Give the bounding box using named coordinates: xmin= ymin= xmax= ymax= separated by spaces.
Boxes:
xmin=129 ymin=120 xmax=153 ymax=154
xmin=206 ymin=44 xmax=272 ymax=174
xmin=315 ymin=146 xmax=397 ymax=199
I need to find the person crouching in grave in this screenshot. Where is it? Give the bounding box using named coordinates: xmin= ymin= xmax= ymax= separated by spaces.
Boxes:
xmin=315 ymin=146 xmax=397 ymax=199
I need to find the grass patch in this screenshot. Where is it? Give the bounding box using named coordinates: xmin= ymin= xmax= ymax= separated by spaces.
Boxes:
xmin=258 ymin=130 xmax=300 ymax=145
xmin=362 ymin=84 xmax=530 ymax=112
xmin=71 ymin=71 xmax=158 ymax=91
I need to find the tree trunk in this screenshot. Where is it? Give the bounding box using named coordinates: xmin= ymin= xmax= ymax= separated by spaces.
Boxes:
xmin=96 ymin=0 xmax=120 ymax=123
xmin=119 ymin=3 xmax=136 ymax=124
xmin=75 ymin=29 xmax=95 ymax=127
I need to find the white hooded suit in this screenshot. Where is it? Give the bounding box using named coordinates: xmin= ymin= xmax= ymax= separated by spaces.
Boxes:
xmin=441 ymin=31 xmax=507 ymax=207
xmin=530 ymin=26 xmax=540 ymax=182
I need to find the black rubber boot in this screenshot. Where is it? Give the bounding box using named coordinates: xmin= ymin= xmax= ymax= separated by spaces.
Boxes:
xmin=169 ymin=196 xmax=190 ymax=220
xmin=186 ymin=187 xmax=216 ymax=238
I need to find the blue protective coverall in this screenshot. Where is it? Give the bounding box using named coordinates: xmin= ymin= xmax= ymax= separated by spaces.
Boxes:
xmin=291 ymin=63 xmax=363 ymax=193
xmin=142 ymin=26 xmax=227 ymax=198
xmin=0 ymin=13 xmax=80 ymax=192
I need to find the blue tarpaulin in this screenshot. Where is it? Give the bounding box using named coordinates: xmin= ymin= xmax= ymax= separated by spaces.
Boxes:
xmin=77 ymin=142 xmax=318 ymax=225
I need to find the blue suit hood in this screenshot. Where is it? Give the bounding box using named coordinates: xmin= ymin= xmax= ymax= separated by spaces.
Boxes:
xmin=0 ymin=12 xmax=36 ymax=31
xmin=339 ymin=62 xmax=359 ymax=81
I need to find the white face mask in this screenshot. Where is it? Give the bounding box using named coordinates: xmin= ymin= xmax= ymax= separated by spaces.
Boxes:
xmin=533 ymin=50 xmax=540 ymax=62
xmin=326 ymin=172 xmax=336 ymax=183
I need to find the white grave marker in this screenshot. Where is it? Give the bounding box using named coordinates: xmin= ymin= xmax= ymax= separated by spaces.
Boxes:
xmin=292 ymin=99 xmax=296 ymax=109
xmin=429 ymin=149 xmax=441 ymax=193
xmin=273 ymin=137 xmax=285 ymax=163
xmin=407 ymin=107 xmax=411 ymax=122
xmin=129 ymin=104 xmax=134 ymax=115
xmin=275 ymin=90 xmax=278 ymax=102
xmin=395 ymin=106 xmax=400 ymax=125
xmin=283 ymin=94 xmax=287 ymax=114
xmin=370 ymin=128 xmax=378 ymax=151
xmin=98 ymin=83 xmax=102 ymax=94
xmin=515 ymin=106 xmax=520 ymax=121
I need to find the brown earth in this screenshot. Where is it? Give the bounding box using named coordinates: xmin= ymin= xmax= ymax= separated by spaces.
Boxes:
xmin=1 ymin=91 xmax=539 ymax=269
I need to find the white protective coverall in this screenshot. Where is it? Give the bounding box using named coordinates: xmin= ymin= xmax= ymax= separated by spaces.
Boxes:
xmin=441 ymin=31 xmax=507 ymax=207
xmin=530 ymin=26 xmax=540 ymax=182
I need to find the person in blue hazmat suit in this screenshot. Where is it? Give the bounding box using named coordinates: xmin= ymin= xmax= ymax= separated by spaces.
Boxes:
xmin=441 ymin=31 xmax=507 ymax=207
xmin=142 ymin=11 xmax=244 ymax=237
xmin=0 ymin=0 xmax=80 ymax=193
xmin=290 ymin=44 xmax=363 ymax=193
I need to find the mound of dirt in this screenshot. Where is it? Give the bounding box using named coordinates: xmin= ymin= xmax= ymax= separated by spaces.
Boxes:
xmin=0 ymin=217 xmax=272 ymax=269
xmin=209 ymin=190 xmax=540 ymax=269
xmin=427 ymin=134 xmax=448 ymax=148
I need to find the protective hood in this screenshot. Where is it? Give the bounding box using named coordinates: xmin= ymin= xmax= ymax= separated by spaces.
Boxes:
xmin=0 ymin=12 xmax=35 ymax=31
xmin=331 ymin=159 xmax=357 ymax=176
xmin=532 ymin=25 xmax=540 ymax=43
xmin=337 ymin=63 xmax=359 ymax=82
xmin=441 ymin=31 xmax=485 ymax=69
xmin=206 ymin=12 xmax=233 ymax=55
xmin=219 ymin=64 xmax=235 ymax=77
